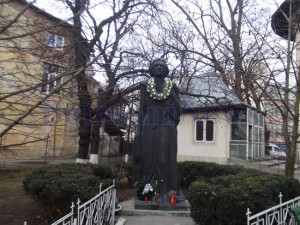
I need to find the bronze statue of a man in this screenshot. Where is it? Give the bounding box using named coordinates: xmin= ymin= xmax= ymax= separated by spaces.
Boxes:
xmin=134 ymin=58 xmax=181 ymax=203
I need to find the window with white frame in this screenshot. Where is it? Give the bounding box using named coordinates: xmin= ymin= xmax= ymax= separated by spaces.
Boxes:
xmin=195 ymin=119 xmax=214 ymax=142
xmin=47 ymin=32 xmax=64 ymax=49
xmin=42 ymin=63 xmax=62 ymax=94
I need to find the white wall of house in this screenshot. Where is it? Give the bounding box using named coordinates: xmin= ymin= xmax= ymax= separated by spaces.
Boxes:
xmin=100 ymin=129 xmax=120 ymax=157
xmin=177 ymin=110 xmax=230 ymax=164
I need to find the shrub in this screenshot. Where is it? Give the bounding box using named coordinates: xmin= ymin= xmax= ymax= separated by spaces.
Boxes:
xmin=187 ymin=163 xmax=300 ymax=225
xmin=92 ymin=164 xmax=113 ymax=179
xmin=23 ymin=163 xmax=114 ymax=221
xmin=112 ymin=163 xmax=133 ymax=185
xmin=178 ymin=161 xmax=246 ymax=187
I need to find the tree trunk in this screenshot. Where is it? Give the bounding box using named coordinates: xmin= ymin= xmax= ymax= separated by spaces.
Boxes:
xmin=71 ymin=0 xmax=93 ymax=164
xmin=76 ymin=90 xmax=92 ymax=163
xmin=284 ymin=1 xmax=297 ymax=177
xmin=90 ymin=119 xmax=101 ymax=164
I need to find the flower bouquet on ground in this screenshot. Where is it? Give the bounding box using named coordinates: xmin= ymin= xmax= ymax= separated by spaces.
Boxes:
xmin=135 ymin=181 xmax=159 ymax=202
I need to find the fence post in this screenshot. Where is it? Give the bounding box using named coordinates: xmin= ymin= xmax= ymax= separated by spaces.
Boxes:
xmin=111 ymin=180 xmax=116 ymax=225
xmin=279 ymin=192 xmax=283 ymax=205
xmin=279 ymin=192 xmax=283 ymax=224
xmin=97 ymin=183 xmax=102 ymax=225
xmin=70 ymin=202 xmax=75 ymax=225
xmin=76 ymin=198 xmax=81 ymax=225
xmin=246 ymin=208 xmax=251 ymax=225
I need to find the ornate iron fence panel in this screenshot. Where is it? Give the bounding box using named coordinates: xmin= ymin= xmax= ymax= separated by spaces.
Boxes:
xmin=247 ymin=193 xmax=300 ymax=225
xmin=49 ymin=181 xmax=116 ymax=225
xmin=50 ymin=202 xmax=76 ymax=225
xmin=77 ymin=182 xmax=116 ymax=225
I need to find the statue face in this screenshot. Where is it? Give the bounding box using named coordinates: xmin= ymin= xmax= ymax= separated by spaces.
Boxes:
xmin=152 ymin=62 xmax=166 ymax=77
xmin=149 ymin=59 xmax=169 ymax=77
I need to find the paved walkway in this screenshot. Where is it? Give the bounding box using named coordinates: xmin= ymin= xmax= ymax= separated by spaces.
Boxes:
xmin=115 ymin=215 xmax=195 ymax=225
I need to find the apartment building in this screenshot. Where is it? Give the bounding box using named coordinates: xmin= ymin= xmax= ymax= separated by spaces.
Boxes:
xmin=0 ymin=0 xmax=78 ymax=159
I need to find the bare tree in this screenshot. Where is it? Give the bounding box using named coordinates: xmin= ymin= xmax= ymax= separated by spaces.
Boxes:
xmin=0 ymin=0 xmax=167 ymax=163
xmin=166 ymin=0 xmax=275 ymax=107
xmin=165 ymin=0 xmax=300 ymax=176
xmin=271 ymin=0 xmax=300 ymax=176
xmin=0 ymin=0 xmax=81 ymax=159
xmin=62 ymin=0 xmax=162 ymax=163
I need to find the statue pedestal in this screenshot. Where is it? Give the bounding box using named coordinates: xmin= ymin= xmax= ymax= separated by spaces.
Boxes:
xmin=134 ymin=199 xmax=189 ymax=211
xmin=134 ymin=192 xmax=189 ymax=211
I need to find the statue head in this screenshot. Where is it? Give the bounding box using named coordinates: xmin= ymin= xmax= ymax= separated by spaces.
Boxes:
xmin=149 ymin=58 xmax=169 ymax=78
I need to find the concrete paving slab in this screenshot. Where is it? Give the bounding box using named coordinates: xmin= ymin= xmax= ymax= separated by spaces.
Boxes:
xmin=115 ymin=215 xmax=196 ymax=225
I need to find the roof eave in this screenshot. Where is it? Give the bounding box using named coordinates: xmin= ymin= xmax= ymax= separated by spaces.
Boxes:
xmin=182 ymin=104 xmax=249 ymax=113
xmin=17 ymin=0 xmax=74 ymax=29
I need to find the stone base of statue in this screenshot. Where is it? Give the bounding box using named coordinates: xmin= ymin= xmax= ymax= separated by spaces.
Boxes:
xmin=133 ymin=181 xmax=189 ymax=211
xmin=134 ymin=191 xmax=189 ymax=211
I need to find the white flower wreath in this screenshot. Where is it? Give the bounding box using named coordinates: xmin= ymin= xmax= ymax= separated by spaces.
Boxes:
xmin=146 ymin=77 xmax=173 ymax=100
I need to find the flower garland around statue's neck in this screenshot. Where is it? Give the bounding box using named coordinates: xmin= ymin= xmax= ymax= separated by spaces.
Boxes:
xmin=146 ymin=77 xmax=173 ymax=100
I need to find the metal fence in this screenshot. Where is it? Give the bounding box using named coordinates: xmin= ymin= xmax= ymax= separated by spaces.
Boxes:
xmin=45 ymin=181 xmax=116 ymax=225
xmin=247 ymin=193 xmax=300 ymax=225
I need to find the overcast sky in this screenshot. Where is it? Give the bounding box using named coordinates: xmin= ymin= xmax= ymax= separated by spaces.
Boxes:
xmin=30 ymin=0 xmax=286 ymax=83
xmin=32 ymin=0 xmax=283 ymax=22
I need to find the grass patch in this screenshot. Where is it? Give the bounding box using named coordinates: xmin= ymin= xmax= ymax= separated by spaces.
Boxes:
xmin=0 ymin=169 xmax=33 ymax=180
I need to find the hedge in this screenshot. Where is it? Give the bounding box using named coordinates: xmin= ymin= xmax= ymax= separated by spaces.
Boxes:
xmin=183 ymin=161 xmax=300 ymax=225
xmin=23 ymin=163 xmax=114 ymax=220
xmin=177 ymin=161 xmax=246 ymax=187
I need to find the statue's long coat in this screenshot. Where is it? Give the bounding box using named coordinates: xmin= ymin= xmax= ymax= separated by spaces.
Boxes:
xmin=133 ymin=82 xmax=181 ymax=196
